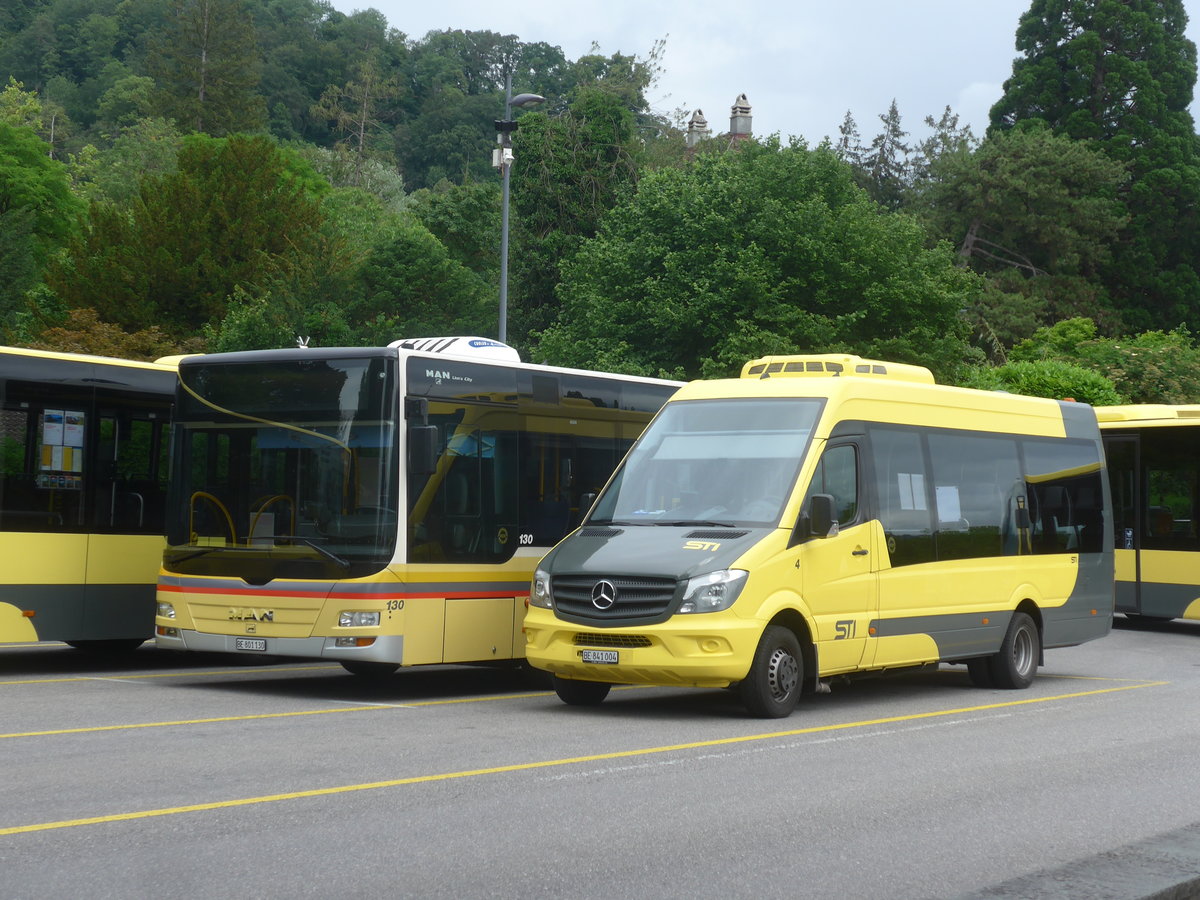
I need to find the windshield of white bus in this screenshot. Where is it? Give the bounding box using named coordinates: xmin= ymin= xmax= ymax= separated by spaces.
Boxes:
xmin=164 ymin=353 xmax=399 ymax=580
xmin=588 ymin=398 xmax=822 ymax=527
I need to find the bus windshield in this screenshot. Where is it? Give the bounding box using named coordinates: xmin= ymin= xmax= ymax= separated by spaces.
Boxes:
xmin=164 ymin=353 xmax=399 ymax=580
xmin=589 ymin=398 xmax=822 ymax=527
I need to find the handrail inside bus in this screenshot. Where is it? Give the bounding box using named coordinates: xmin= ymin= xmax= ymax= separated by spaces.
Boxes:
xmin=248 ymin=495 xmax=295 ymax=544
xmin=190 ymin=491 xmax=237 ymax=545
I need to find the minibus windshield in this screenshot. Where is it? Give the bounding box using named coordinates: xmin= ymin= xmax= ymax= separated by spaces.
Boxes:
xmin=589 ymin=398 xmax=822 ymax=527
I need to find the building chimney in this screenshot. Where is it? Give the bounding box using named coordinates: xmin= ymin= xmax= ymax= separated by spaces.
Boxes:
xmin=686 ymin=109 xmax=711 ymax=148
xmin=729 ymin=93 xmax=752 ymax=142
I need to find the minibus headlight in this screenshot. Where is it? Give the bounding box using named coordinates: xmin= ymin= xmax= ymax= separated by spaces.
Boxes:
xmin=157 ymin=601 xmax=176 ymax=620
xmin=679 ymin=569 xmax=748 ymax=614
xmin=338 ymin=611 xmax=380 ymax=628
xmin=530 ymin=568 xmax=553 ymax=609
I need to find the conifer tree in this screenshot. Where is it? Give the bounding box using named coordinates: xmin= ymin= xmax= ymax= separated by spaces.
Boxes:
xmin=862 ymin=99 xmax=910 ymax=210
xmin=990 ymin=0 xmax=1200 ymax=330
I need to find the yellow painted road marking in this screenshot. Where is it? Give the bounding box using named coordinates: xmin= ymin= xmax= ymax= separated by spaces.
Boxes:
xmin=0 ymin=679 xmax=1165 ymax=837
xmin=0 ymin=664 xmax=341 ymax=685
xmin=0 ymin=689 xmax=560 ymax=739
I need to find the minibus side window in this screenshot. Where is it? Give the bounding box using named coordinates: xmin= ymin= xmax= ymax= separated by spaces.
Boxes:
xmin=802 ymin=444 xmax=859 ymax=527
xmin=871 ymin=427 xmax=936 ymax=566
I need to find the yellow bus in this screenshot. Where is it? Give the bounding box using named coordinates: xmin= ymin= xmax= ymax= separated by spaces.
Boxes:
xmin=153 ymin=337 xmax=680 ymax=675
xmin=0 ymin=346 xmax=176 ymax=650
xmin=525 ymin=354 xmax=1114 ymax=717
xmin=1097 ymin=404 xmax=1200 ymax=623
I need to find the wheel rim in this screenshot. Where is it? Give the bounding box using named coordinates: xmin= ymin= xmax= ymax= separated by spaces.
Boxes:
xmin=766 ymin=647 xmax=800 ymax=701
xmin=1012 ymin=624 xmax=1035 ymax=676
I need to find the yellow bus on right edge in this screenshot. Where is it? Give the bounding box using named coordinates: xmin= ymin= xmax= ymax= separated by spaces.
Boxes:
xmin=525 ymin=354 xmax=1114 ymax=718
xmin=1097 ymin=404 xmax=1200 ymax=624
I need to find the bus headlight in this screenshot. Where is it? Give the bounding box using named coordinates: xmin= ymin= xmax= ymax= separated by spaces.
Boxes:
xmin=530 ymin=568 xmax=553 ymax=608
xmin=157 ymin=602 xmax=176 ymax=620
xmin=339 ymin=611 xmax=380 ymax=627
xmin=679 ymin=570 xmax=748 ymax=614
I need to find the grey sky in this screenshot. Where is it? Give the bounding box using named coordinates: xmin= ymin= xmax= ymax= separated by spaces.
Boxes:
xmin=328 ymin=0 xmax=1200 ymax=145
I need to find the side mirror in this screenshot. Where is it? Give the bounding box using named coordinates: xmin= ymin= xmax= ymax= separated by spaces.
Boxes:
xmin=408 ymin=425 xmax=439 ymax=476
xmin=808 ymin=493 xmax=838 ymax=539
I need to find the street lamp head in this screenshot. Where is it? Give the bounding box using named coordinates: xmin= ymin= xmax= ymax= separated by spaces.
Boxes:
xmin=509 ymin=92 xmax=546 ymax=109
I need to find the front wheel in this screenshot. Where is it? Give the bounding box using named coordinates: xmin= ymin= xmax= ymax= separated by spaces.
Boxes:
xmin=739 ymin=625 xmax=803 ymax=718
xmin=986 ymin=612 xmax=1039 ymax=689
xmin=552 ymin=675 xmax=611 ymax=706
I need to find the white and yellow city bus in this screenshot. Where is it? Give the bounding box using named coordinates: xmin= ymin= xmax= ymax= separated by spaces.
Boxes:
xmin=153 ymin=337 xmax=680 ymax=675
xmin=1097 ymin=404 xmax=1200 ymax=623
xmin=525 ymin=354 xmax=1114 ymax=717
xmin=0 ymin=346 xmax=177 ymax=650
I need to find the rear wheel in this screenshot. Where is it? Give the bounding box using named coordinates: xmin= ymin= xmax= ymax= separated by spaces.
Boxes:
xmin=739 ymin=625 xmax=803 ymax=718
xmin=966 ymin=656 xmax=995 ymax=688
xmin=552 ymin=675 xmax=611 ymax=706
xmin=340 ymin=660 xmax=399 ymax=678
xmin=986 ymin=612 xmax=1039 ymax=689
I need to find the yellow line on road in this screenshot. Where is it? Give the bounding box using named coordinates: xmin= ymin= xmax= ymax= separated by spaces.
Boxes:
xmin=0 ymin=679 xmax=1165 ymax=837
xmin=0 ymin=689 xmax=559 ymax=739
xmin=0 ymin=664 xmax=340 ymax=685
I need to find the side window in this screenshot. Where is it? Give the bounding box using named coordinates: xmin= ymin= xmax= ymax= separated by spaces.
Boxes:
xmin=1139 ymin=430 xmax=1199 ymax=551
xmin=870 ymin=427 xmax=935 ymax=566
xmin=803 ymin=444 xmax=858 ymax=526
xmin=1021 ymin=439 xmax=1106 ymax=555
xmin=928 ymin=432 xmax=1021 ymax=560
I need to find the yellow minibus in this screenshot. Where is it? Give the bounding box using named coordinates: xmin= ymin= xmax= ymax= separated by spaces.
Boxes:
xmin=526 ymin=354 xmax=1114 ymax=717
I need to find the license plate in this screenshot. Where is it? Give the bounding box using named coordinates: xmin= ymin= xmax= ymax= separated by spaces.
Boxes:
xmin=235 ymin=638 xmax=267 ymax=651
xmin=581 ymin=649 xmax=618 ymax=664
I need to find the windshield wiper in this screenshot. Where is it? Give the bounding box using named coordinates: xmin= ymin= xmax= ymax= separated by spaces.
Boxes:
xmin=273 ymin=535 xmax=351 ymax=569
xmin=653 ymin=520 xmax=738 ymax=528
xmin=168 ymin=545 xmax=258 ymax=562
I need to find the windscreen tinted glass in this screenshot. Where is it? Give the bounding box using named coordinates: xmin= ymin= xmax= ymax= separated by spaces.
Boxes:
xmin=589 ymin=398 xmax=822 ymax=527
xmin=165 ymin=354 xmax=398 ymax=580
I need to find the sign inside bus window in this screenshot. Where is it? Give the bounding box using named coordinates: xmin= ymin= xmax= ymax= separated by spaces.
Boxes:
xmin=37 ymin=408 xmax=85 ymax=490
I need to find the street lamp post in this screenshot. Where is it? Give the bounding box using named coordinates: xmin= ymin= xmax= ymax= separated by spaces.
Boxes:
xmin=494 ymin=72 xmax=544 ymax=345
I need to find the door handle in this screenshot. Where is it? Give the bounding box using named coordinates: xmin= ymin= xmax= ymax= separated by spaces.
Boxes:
xmin=852 ymin=548 xmax=869 ymax=556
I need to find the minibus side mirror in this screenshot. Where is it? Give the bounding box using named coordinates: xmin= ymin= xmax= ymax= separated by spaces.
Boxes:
xmin=408 ymin=425 xmax=439 ymax=476
xmin=808 ymin=493 xmax=838 ymax=539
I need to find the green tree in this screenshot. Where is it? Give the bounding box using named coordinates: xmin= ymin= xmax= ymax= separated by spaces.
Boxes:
xmin=47 ymin=133 xmax=326 ymax=336
xmin=534 ymin=138 xmax=978 ymax=380
xmin=507 ymin=85 xmax=645 ymax=345
xmin=989 ymin=0 xmax=1200 ymax=330
xmin=862 ymin=99 xmax=910 ymax=210
xmin=146 ymin=0 xmax=267 ymax=134
xmin=959 ymin=359 xmax=1124 ymax=406
xmin=310 ymin=53 xmax=402 ymax=185
xmin=914 ymin=126 xmax=1128 ymax=351
xmin=0 ymin=122 xmax=82 ymax=332
xmin=406 ymin=178 xmax=500 ymax=278
xmin=1009 ymin=317 xmax=1200 ymax=403
xmin=349 ymin=217 xmax=492 ymax=341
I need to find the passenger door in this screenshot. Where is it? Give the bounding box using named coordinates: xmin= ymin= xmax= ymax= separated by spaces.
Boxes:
xmin=798 ymin=442 xmax=876 ymax=674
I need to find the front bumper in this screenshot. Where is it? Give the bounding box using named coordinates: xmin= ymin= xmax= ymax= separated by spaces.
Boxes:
xmin=155 ymin=627 xmax=405 ymax=664
xmin=523 ymin=606 xmax=763 ymax=686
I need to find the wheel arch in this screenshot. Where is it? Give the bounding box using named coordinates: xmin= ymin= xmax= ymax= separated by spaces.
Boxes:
xmin=1013 ymin=598 xmax=1045 ymax=665
xmin=766 ymin=607 xmax=818 ymax=694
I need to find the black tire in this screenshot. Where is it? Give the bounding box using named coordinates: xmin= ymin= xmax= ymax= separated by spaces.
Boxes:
xmin=966 ymin=656 xmax=995 ymax=688
xmin=552 ymin=675 xmax=611 ymax=706
xmin=739 ymin=625 xmax=803 ymax=718
xmin=986 ymin=612 xmax=1039 ymax=689
xmin=340 ymin=660 xmax=399 ymax=678
xmin=65 ymin=639 xmax=145 ymax=653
